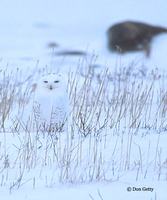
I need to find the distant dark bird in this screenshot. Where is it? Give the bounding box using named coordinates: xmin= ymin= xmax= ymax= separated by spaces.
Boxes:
xmin=55 ymin=50 xmax=87 ymax=56
xmin=107 ymin=21 xmax=167 ymax=57
xmin=47 ymin=42 xmax=59 ymax=48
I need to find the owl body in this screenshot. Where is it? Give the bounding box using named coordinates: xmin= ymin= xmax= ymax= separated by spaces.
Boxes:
xmin=32 ymin=73 xmax=69 ymax=132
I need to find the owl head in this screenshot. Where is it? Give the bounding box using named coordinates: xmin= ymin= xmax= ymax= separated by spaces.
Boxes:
xmin=41 ymin=73 xmax=63 ymax=90
xmin=32 ymin=73 xmax=67 ymax=93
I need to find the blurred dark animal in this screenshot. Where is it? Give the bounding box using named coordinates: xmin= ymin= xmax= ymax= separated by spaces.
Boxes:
xmin=107 ymin=21 xmax=167 ymax=57
xmin=47 ymin=42 xmax=59 ymax=48
xmin=55 ymin=50 xmax=87 ymax=56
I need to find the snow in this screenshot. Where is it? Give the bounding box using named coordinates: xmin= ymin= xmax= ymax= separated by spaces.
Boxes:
xmin=1 ymin=181 xmax=167 ymax=200
xmin=0 ymin=0 xmax=167 ymax=199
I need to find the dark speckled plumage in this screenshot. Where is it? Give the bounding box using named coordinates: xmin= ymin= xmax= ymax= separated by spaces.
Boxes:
xmin=107 ymin=21 xmax=167 ymax=57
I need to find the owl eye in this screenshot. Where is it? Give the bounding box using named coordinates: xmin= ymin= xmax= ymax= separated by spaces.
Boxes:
xmin=43 ymin=81 xmax=48 ymax=83
xmin=54 ymin=80 xmax=59 ymax=83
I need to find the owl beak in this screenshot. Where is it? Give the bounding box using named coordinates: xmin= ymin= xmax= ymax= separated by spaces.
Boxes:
xmin=49 ymin=85 xmax=53 ymax=90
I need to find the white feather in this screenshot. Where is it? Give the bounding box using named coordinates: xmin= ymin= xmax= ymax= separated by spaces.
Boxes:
xmin=32 ymin=73 xmax=69 ymax=132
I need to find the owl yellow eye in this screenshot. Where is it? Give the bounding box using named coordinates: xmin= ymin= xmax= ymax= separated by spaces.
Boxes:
xmin=43 ymin=81 xmax=48 ymax=83
xmin=54 ymin=80 xmax=59 ymax=83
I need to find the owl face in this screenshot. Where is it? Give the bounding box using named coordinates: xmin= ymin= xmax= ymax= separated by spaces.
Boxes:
xmin=39 ymin=73 xmax=63 ymax=91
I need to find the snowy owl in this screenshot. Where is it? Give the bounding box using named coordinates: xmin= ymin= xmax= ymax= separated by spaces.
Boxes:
xmin=32 ymin=73 xmax=69 ymax=132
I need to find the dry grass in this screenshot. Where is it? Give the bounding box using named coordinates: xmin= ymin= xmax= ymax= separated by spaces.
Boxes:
xmin=0 ymin=65 xmax=167 ymax=191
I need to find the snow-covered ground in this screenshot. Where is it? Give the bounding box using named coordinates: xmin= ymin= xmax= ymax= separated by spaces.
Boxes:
xmin=1 ymin=181 xmax=166 ymax=200
xmin=0 ymin=0 xmax=167 ymax=199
